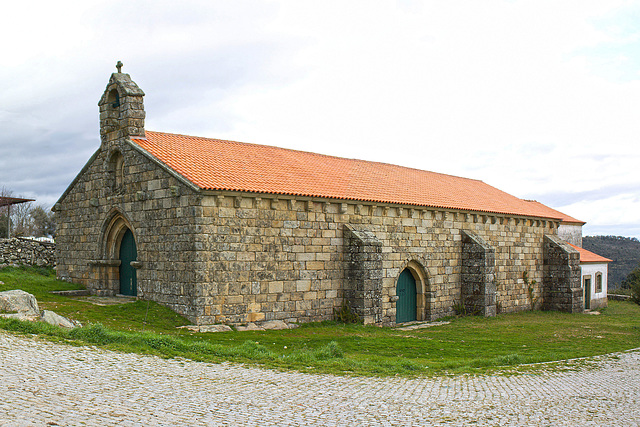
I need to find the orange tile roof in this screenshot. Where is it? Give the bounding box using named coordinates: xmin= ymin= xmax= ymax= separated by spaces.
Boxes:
xmin=131 ymin=131 xmax=573 ymax=220
xmin=522 ymin=200 xmax=585 ymax=224
xmin=568 ymin=243 xmax=612 ymax=263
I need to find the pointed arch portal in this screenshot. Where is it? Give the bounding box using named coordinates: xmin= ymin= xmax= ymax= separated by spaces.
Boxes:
xmin=395 ymin=260 xmax=432 ymax=324
xmin=100 ymin=210 xmax=138 ymax=296
xmin=118 ymin=228 xmax=137 ymax=296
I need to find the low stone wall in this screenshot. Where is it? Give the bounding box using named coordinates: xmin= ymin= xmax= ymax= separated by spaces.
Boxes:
xmin=608 ymin=294 xmax=631 ymax=302
xmin=0 ymin=238 xmax=56 ymax=268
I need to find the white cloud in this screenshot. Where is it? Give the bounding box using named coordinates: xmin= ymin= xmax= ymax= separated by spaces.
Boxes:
xmin=0 ymin=0 xmax=638 ymax=237
xmin=560 ymin=191 xmax=640 ymax=236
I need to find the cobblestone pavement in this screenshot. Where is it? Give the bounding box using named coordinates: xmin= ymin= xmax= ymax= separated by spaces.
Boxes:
xmin=1 ymin=332 xmax=639 ymax=426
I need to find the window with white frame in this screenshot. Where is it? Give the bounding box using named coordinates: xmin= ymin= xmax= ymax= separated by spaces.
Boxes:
xmin=595 ymin=272 xmax=603 ymax=293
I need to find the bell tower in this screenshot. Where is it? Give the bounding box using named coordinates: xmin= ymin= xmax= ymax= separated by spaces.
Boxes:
xmin=98 ymin=61 xmax=145 ymax=145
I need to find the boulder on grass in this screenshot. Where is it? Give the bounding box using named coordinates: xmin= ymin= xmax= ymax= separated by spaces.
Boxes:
xmin=198 ymin=324 xmax=233 ymax=333
xmin=0 ymin=289 xmax=79 ymax=328
xmin=235 ymin=322 xmax=263 ymax=331
xmin=261 ymin=320 xmax=298 ymax=330
xmin=40 ymin=310 xmax=78 ymax=329
xmin=0 ymin=290 xmax=39 ymax=316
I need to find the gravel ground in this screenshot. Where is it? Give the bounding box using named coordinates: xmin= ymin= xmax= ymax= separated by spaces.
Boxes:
xmin=0 ymin=332 xmax=638 ymax=426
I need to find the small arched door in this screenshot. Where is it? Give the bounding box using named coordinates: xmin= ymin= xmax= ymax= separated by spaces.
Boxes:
xmin=119 ymin=229 xmax=137 ymax=296
xmin=396 ymin=268 xmax=417 ymax=323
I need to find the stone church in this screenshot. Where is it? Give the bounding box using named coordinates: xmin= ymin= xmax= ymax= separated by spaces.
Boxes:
xmin=54 ymin=66 xmax=590 ymax=326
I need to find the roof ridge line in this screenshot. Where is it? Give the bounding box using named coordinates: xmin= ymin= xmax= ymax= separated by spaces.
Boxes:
xmin=137 ymin=130 xmax=486 ymax=183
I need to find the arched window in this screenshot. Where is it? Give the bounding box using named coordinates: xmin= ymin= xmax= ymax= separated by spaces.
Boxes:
xmin=107 ymin=89 xmax=120 ymax=109
xmin=595 ymin=272 xmax=603 ymax=293
xmin=108 ymin=151 xmax=125 ymax=192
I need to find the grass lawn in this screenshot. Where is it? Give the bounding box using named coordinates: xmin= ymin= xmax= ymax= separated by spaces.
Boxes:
xmin=1 ymin=265 xmax=639 ymax=377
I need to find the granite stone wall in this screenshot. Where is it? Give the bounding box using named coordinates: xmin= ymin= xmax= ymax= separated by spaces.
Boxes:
xmin=54 ymin=140 xmax=202 ymax=319
xmin=344 ymin=224 xmax=383 ymax=324
xmin=190 ymin=194 xmax=560 ymax=325
xmin=460 ymin=230 xmax=496 ymax=316
xmin=558 ymin=223 xmax=583 ymax=247
xmin=542 ymin=234 xmax=583 ymax=313
xmin=57 ymin=162 xmax=567 ymax=325
xmin=0 ymin=238 xmax=55 ymax=268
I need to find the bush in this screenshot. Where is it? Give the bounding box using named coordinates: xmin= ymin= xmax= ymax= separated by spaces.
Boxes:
xmin=237 ymin=340 xmax=276 ymax=360
xmin=313 ymin=341 xmax=343 ymax=360
xmin=69 ymin=323 xmax=122 ymax=345
xmin=139 ymin=333 xmax=187 ymax=352
xmin=622 ymin=265 xmax=640 ymax=305
xmin=495 ymin=353 xmax=525 ymax=366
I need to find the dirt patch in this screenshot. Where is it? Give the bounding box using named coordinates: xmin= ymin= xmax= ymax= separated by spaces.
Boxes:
xmin=396 ymin=321 xmax=451 ymax=331
xmin=71 ymin=296 xmax=137 ymax=306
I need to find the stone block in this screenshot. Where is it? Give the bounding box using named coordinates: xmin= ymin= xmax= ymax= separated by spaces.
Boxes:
xmin=296 ymin=280 xmax=311 ymax=292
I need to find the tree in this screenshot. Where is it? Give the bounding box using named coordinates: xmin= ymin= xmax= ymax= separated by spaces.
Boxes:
xmin=30 ymin=206 xmax=56 ymax=238
xmin=0 ymin=187 xmax=55 ymax=238
xmin=622 ymin=264 xmax=640 ymax=305
xmin=0 ymin=213 xmax=10 ymax=238
xmin=0 ymin=187 xmax=13 ymax=238
xmin=11 ymin=200 xmax=33 ymax=237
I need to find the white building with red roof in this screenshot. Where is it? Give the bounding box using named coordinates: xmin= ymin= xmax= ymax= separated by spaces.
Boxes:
xmin=568 ymin=243 xmax=611 ymax=310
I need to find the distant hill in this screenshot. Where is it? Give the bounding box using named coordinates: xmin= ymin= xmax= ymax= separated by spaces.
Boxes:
xmin=583 ymin=236 xmax=640 ymax=288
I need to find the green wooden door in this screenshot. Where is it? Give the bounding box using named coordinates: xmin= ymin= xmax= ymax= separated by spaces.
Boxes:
xmin=396 ymin=269 xmax=417 ymax=323
xmin=119 ymin=229 xmax=137 ymax=296
xmin=584 ymin=277 xmax=591 ymax=310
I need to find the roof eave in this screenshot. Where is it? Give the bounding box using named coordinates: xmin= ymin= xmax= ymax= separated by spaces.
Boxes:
xmin=199 ymin=188 xmax=564 ymax=221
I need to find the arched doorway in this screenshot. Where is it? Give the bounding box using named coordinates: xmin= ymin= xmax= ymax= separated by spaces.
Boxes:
xmin=100 ymin=210 xmax=138 ymax=297
xmin=396 ymin=268 xmax=417 ymax=323
xmin=119 ymin=228 xmax=137 ymax=296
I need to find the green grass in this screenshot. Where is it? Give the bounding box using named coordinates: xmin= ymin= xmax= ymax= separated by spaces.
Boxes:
xmin=1 ymin=265 xmax=640 ymax=377
xmin=0 ymin=266 xmax=189 ymax=333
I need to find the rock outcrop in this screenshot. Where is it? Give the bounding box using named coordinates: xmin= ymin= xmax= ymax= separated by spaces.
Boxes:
xmin=0 ymin=289 xmax=40 ymax=316
xmin=176 ymin=319 xmax=298 ymax=333
xmin=0 ymin=290 xmax=79 ymax=328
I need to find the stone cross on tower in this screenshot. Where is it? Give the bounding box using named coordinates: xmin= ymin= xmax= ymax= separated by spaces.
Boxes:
xmin=98 ymin=64 xmax=146 ymax=144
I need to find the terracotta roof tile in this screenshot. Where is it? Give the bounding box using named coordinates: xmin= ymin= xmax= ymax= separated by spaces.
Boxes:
xmin=568 ymin=243 xmax=612 ymax=263
xmin=131 ymin=131 xmax=573 ymax=220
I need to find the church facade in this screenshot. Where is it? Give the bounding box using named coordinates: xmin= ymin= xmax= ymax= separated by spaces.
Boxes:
xmin=54 ymin=68 xmax=587 ymax=325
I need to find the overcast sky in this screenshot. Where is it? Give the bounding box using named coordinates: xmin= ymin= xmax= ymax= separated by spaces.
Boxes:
xmin=1 ymin=0 xmax=639 ymax=238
